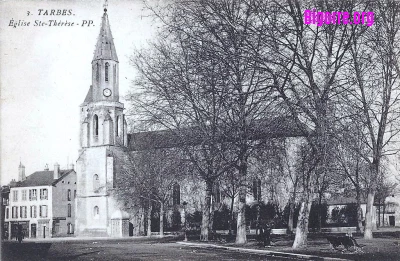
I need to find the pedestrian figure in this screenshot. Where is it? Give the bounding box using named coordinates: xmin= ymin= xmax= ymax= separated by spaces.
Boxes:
xmin=263 ymin=224 xmax=271 ymax=247
xmin=258 ymin=225 xmax=264 ymax=246
xmin=17 ymin=225 xmax=23 ymax=243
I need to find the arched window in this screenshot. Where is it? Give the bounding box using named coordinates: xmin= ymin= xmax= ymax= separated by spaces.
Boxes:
xmin=94 ymin=206 xmax=99 ymax=218
xmin=105 ymin=62 xmax=109 ymax=82
xmin=93 ymin=174 xmax=100 ymax=191
xmin=67 ymin=223 xmax=73 ymax=234
xmin=113 ymin=64 xmax=116 ymax=83
xmin=116 ymin=116 xmax=120 ymax=137
xmin=96 ymin=63 xmax=99 ymax=82
xmin=93 ymin=115 xmax=99 ymax=136
xmin=67 ymin=204 xmax=71 ymax=217
xmin=173 ymin=183 xmax=180 ymax=205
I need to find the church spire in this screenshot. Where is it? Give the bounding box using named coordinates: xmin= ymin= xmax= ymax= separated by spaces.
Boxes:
xmin=93 ymin=6 xmax=118 ymax=62
xmin=87 ymin=3 xmax=120 ymax=103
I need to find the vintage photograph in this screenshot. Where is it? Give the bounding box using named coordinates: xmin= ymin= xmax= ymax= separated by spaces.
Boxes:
xmin=1 ymin=0 xmax=400 ymax=260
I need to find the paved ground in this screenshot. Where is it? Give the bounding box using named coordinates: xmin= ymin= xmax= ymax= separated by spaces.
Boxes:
xmin=1 ymin=238 xmax=304 ymax=261
xmin=186 ymin=232 xmax=400 ymax=261
xmin=3 ymin=230 xmax=400 ymax=261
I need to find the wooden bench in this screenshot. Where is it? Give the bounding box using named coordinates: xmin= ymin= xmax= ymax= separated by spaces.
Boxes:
xmin=326 ymin=235 xmax=364 ymax=253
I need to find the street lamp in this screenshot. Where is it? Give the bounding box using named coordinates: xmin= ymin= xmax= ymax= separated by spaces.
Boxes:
xmin=182 ymin=201 xmax=188 ymax=242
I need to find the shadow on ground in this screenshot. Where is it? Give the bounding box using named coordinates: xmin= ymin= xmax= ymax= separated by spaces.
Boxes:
xmin=2 ymin=236 xmax=182 ymax=261
xmin=190 ymin=232 xmax=400 ymax=261
xmin=2 ymin=242 xmax=52 ymax=261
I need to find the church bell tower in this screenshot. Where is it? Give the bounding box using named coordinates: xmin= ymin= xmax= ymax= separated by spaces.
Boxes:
xmin=79 ymin=6 xmax=128 ymax=149
xmin=75 ymin=5 xmax=129 ymax=237
xmin=91 ymin=5 xmax=119 ymax=103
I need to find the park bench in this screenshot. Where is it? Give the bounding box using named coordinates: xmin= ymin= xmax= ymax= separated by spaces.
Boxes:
xmin=210 ymin=232 xmax=235 ymax=243
xmin=326 ymin=235 xmax=364 ymax=253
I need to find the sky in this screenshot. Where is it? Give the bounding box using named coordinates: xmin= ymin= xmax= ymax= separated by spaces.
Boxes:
xmin=0 ymin=0 xmax=399 ymax=186
xmin=0 ymin=0 xmax=157 ymax=184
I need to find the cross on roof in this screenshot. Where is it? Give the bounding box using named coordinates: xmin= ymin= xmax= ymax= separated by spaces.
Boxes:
xmin=103 ymin=0 xmax=108 ymax=12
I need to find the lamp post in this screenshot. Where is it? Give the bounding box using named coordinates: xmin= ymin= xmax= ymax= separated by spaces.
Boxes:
xmin=183 ymin=201 xmax=188 ymax=241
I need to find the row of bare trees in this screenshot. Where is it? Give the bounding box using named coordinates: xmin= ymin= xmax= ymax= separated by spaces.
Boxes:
xmin=120 ymin=0 xmax=400 ymax=249
xmin=114 ymin=147 xmax=187 ymax=237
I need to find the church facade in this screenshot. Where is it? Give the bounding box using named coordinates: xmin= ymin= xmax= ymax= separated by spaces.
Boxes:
xmin=75 ymin=7 xmax=129 ymax=237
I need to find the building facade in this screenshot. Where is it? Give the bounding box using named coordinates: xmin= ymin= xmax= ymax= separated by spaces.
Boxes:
xmin=75 ymin=7 xmax=129 ymax=237
xmin=4 ymin=163 xmax=76 ymax=239
xmin=1 ymin=185 xmax=10 ymax=239
xmin=325 ymin=194 xmax=400 ymax=228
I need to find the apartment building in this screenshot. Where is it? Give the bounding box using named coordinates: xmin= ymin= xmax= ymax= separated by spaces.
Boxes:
xmin=4 ymin=163 xmax=76 ymax=239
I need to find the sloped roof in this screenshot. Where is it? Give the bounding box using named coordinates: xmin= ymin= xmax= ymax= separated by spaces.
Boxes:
xmin=11 ymin=169 xmax=75 ymax=188
xmin=111 ymin=209 xmax=130 ymax=219
xmin=128 ymin=116 xmax=306 ymax=151
xmin=325 ymin=194 xmax=382 ymax=206
xmin=92 ymin=10 xmax=118 ymax=62
xmin=326 ymin=195 xmax=367 ymax=205
xmin=84 ymin=85 xmax=93 ymax=103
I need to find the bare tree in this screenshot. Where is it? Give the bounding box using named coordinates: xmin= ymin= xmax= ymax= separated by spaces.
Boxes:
xmin=343 ymin=1 xmax=400 ymax=239
xmin=130 ymin=1 xmax=237 ymax=241
xmin=131 ymin=0 xmax=284 ymax=244
xmin=333 ymin=120 xmax=371 ymax=232
xmin=249 ymin=0 xmax=359 ymax=248
xmin=172 ymin=0 xmax=282 ymax=244
xmin=114 ymin=147 xmax=185 ymax=237
xmin=277 ymin=138 xmax=304 ymax=233
xmin=219 ymin=168 xmax=240 ymax=235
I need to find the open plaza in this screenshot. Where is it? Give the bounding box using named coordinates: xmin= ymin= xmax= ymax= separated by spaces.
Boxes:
xmin=2 ymin=229 xmax=400 ymax=261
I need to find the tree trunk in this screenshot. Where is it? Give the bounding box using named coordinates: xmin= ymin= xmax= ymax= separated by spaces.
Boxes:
xmin=356 ymin=186 xmax=363 ymax=233
xmin=147 ymin=202 xmax=152 ymax=237
xmin=288 ymin=187 xmax=297 ymax=233
xmin=383 ymin=202 xmax=386 ymax=227
xmin=292 ymin=196 xmax=312 ymax=248
xmin=292 ymin=150 xmax=316 ymax=249
xmin=209 ymin=199 xmax=215 ymax=233
xmin=229 ymin=195 xmax=235 ymax=235
xmin=236 ymin=158 xmax=247 ymax=244
xmin=288 ymin=200 xmax=295 ymax=233
xmin=256 ymin=203 xmax=260 ymax=235
xmin=317 ymin=194 xmax=323 ymax=232
xmin=140 ymin=207 xmax=145 ymax=236
xmin=201 ymin=180 xmax=213 ymax=241
xmin=236 ymin=186 xmax=247 ymax=244
xmin=378 ymin=198 xmax=381 ymax=228
xmin=159 ymin=202 xmax=164 ymax=238
xmin=364 ymin=191 xmax=375 ymax=239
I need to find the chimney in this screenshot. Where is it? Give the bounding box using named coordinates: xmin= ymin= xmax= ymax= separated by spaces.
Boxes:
xmin=18 ymin=162 xmax=26 ymax=181
xmin=54 ymin=163 xmax=60 ymax=179
xmin=68 ymin=163 xmax=75 ymax=170
xmin=44 ymin=164 xmax=49 ymax=171
xmin=9 ymin=179 xmax=17 ymax=187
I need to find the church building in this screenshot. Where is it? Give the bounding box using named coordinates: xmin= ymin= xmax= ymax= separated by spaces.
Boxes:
xmin=75 ymin=7 xmax=130 ymax=237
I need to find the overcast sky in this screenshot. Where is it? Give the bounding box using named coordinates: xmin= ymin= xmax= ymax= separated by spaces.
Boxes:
xmin=0 ymin=0 xmax=157 ymax=184
xmin=1 ymin=0 xmax=399 ymax=186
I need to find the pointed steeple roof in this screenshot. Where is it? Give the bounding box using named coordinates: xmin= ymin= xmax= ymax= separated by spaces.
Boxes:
xmin=84 ymin=85 xmax=93 ymax=103
xmin=93 ymin=9 xmax=118 ymax=62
